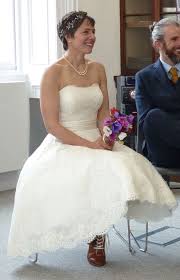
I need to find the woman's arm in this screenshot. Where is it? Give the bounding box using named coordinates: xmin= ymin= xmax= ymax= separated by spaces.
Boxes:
xmin=95 ymin=63 xmax=114 ymax=149
xmin=40 ymin=64 xmax=110 ymax=150
xmin=96 ymin=63 xmax=110 ymax=135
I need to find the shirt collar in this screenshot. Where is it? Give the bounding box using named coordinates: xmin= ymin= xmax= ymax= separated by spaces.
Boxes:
xmin=160 ymin=58 xmax=180 ymax=73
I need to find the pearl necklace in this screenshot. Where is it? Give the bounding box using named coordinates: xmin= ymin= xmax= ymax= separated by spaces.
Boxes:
xmin=63 ymin=56 xmax=88 ymax=76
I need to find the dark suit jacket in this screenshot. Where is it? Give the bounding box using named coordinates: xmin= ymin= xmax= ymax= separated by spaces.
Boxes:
xmin=135 ymin=59 xmax=180 ymax=154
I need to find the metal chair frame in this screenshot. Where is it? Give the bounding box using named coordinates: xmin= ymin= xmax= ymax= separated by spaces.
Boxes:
xmin=133 ymin=120 xmax=180 ymax=249
xmin=112 ymin=220 xmax=148 ymax=255
xmin=29 ymin=219 xmax=149 ymax=263
xmin=29 ymin=253 xmax=38 ymax=263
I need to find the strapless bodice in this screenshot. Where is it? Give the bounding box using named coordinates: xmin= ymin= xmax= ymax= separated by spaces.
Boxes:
xmin=59 ymin=84 xmax=103 ymax=131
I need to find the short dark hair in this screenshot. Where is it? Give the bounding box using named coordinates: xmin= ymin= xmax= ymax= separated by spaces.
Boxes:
xmin=57 ymin=11 xmax=95 ymax=50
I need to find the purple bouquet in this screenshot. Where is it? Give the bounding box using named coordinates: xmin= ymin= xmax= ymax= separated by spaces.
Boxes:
xmin=103 ymin=107 xmax=134 ymax=144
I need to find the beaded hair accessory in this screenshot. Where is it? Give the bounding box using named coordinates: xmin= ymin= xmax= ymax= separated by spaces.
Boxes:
xmin=59 ymin=14 xmax=85 ymax=39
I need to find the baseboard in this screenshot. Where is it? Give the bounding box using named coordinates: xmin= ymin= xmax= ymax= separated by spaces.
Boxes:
xmin=0 ymin=171 xmax=19 ymax=191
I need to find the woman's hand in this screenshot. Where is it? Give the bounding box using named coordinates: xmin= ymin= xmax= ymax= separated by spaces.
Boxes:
xmin=88 ymin=136 xmax=114 ymax=150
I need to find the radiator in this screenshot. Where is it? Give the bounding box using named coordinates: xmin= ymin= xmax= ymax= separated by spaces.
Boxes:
xmin=0 ymin=82 xmax=29 ymax=173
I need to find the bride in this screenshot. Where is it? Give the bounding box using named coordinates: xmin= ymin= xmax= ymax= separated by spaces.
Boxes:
xmin=8 ymin=10 xmax=177 ymax=267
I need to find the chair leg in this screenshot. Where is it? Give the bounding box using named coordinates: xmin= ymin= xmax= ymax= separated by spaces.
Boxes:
xmin=113 ymin=220 xmax=149 ymax=254
xmin=112 ymin=225 xmax=136 ymax=255
xmin=127 ymin=219 xmax=148 ymax=253
xmin=28 ymin=253 xmax=38 ymax=263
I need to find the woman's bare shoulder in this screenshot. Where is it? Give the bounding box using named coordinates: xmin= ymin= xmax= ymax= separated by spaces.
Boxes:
xmin=44 ymin=58 xmax=66 ymax=75
xmin=40 ymin=59 xmax=67 ymax=88
xmin=87 ymin=60 xmax=105 ymax=71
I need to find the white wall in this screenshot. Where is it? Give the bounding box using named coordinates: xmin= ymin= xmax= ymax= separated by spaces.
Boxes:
xmin=0 ymin=82 xmax=29 ymax=173
xmin=78 ymin=0 xmax=120 ymax=106
xmin=0 ymin=81 xmax=29 ymax=191
xmin=0 ymin=171 xmax=20 ymax=191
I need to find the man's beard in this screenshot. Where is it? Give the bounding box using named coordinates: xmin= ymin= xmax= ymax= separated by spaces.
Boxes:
xmin=163 ymin=42 xmax=180 ymax=64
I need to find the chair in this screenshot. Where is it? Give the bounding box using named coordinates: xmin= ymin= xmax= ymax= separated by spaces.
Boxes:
xmin=112 ymin=220 xmax=148 ymax=255
xmin=29 ymin=253 xmax=38 ymax=263
xmin=155 ymin=166 xmax=180 ymax=187
xmin=132 ymin=119 xmax=180 ymax=249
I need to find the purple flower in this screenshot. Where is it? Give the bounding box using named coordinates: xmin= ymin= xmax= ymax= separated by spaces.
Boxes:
xmin=114 ymin=111 xmax=120 ymax=118
xmin=112 ymin=121 xmax=122 ymax=134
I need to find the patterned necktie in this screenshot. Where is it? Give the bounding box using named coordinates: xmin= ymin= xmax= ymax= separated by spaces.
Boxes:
xmin=169 ymin=67 xmax=179 ymax=83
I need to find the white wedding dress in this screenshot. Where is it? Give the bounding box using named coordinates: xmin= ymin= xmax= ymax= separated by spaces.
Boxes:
xmin=8 ymin=83 xmax=177 ymax=257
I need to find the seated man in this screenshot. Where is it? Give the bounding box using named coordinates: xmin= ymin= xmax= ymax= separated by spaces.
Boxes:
xmin=135 ymin=18 xmax=180 ymax=168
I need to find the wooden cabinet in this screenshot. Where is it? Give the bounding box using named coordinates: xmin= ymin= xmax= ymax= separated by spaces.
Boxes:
xmin=120 ymin=0 xmax=180 ymax=75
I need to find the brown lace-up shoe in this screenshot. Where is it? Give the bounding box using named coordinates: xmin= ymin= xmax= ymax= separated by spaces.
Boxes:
xmin=87 ymin=235 xmax=106 ymax=267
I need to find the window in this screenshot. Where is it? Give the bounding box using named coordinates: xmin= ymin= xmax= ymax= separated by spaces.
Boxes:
xmin=0 ymin=0 xmax=78 ymax=85
xmin=0 ymin=0 xmax=17 ymax=71
xmin=25 ymin=0 xmax=57 ymax=85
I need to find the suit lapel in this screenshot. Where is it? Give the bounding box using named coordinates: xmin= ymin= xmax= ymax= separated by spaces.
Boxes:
xmin=152 ymin=59 xmax=169 ymax=84
xmin=152 ymin=59 xmax=178 ymax=95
